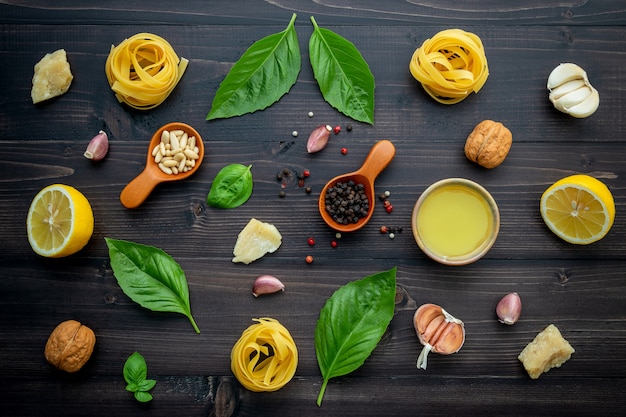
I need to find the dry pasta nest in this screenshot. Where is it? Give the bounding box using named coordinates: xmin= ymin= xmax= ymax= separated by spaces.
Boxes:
xmin=409 ymin=28 xmax=489 ymax=104
xmin=231 ymin=318 xmax=298 ymax=392
xmin=105 ymin=33 xmax=188 ymax=110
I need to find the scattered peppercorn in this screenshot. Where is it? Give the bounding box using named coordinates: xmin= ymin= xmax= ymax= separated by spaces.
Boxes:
xmin=305 ymin=187 xmax=312 ymax=194
xmin=380 ymin=225 xmax=388 ymax=234
xmin=335 ymin=233 xmax=342 ymax=239
xmin=384 ymin=190 xmax=391 ymax=198
xmin=303 ymin=169 xmax=310 ymax=177
xmin=298 ymin=179 xmax=305 ymax=187
xmin=389 ymin=232 xmax=395 ymax=239
xmin=324 ymin=180 xmax=369 ymax=225
xmin=385 ymin=204 xmax=393 ymax=213
xmin=346 ymin=124 xmax=352 ymax=131
xmin=341 ymin=147 xmax=348 ymax=155
xmin=307 ymin=237 xmax=315 ymax=246
xmin=292 ymin=131 xmax=298 ymax=137
xmin=383 ymin=200 xmax=391 ymax=208
xmin=333 ymin=125 xmax=341 ymax=134
xmin=308 ymin=111 xmax=314 ymax=118
xmin=331 ymin=240 xmax=338 ymax=248
xmin=279 ymin=191 xmax=286 ymax=198
xmin=305 ymin=255 xmax=314 ymax=264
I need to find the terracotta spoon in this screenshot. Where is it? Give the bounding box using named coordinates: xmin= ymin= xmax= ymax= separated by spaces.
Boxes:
xmin=120 ymin=122 xmax=204 ymax=209
xmin=319 ymin=140 xmax=396 ymax=233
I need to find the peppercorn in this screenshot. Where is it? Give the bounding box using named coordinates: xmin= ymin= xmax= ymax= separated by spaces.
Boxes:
xmin=389 ymin=232 xmax=395 ymax=239
xmin=303 ymin=169 xmax=310 ymax=177
xmin=346 ymin=124 xmax=352 ymax=131
xmin=305 ymin=187 xmax=312 ymax=194
xmin=341 ymin=147 xmax=348 ymax=155
xmin=305 ymin=255 xmax=314 ymax=264
xmin=307 ymin=237 xmax=315 ymax=246
xmin=330 ymin=240 xmax=338 ymax=248
xmin=298 ymin=179 xmax=305 ymax=187
xmin=278 ymin=191 xmax=286 ymax=198
xmin=324 ymin=180 xmax=369 ymax=225
xmin=385 ymin=204 xmax=393 ymax=213
xmin=380 ymin=226 xmax=388 ymax=234
xmin=383 ymin=200 xmax=391 ymax=208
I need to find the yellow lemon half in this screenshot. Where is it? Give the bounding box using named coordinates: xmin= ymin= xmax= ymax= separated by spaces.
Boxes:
xmin=540 ymin=174 xmax=615 ymax=245
xmin=27 ymin=184 xmax=94 ymax=257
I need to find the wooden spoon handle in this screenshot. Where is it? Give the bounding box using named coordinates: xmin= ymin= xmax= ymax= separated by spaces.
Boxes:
xmin=357 ymin=140 xmax=396 ymax=180
xmin=120 ymin=170 xmax=159 ymax=209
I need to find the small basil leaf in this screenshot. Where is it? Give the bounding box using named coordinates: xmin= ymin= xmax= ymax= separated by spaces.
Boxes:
xmin=315 ymin=267 xmax=396 ymax=406
xmin=138 ymin=379 xmax=157 ymax=392
xmin=105 ymin=238 xmax=200 ymax=333
xmin=207 ymin=13 xmax=300 ymax=120
xmin=207 ymin=164 xmax=253 ymax=209
xmin=123 ymin=352 xmax=148 ymax=386
xmin=125 ymin=383 xmax=139 ymax=393
xmin=309 ymin=16 xmax=375 ymax=125
xmin=134 ymin=391 xmax=153 ymax=403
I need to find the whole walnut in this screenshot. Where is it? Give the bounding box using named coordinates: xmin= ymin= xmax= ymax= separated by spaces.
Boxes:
xmin=464 ymin=120 xmax=512 ymax=168
xmin=44 ymin=320 xmax=96 ymax=372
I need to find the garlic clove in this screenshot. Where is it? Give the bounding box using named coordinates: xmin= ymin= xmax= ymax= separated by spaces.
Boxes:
xmin=84 ymin=130 xmax=109 ymax=161
xmin=252 ymin=275 xmax=285 ymax=297
xmin=547 ymin=63 xmax=587 ymax=90
xmin=496 ymin=292 xmax=522 ymax=325
xmin=306 ymin=124 xmax=332 ymax=153
xmin=566 ymin=87 xmax=599 ymax=118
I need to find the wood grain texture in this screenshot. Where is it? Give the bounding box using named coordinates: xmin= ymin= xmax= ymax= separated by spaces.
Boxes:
xmin=1 ymin=1 xmax=625 ymax=416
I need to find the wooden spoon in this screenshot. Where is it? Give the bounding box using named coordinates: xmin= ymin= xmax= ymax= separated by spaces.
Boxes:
xmin=120 ymin=122 xmax=204 ymax=209
xmin=319 ymin=140 xmax=396 ymax=233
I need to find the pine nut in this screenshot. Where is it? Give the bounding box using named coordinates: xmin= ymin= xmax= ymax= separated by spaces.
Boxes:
xmin=158 ymin=162 xmax=172 ymax=174
xmin=160 ymin=130 xmax=170 ymax=145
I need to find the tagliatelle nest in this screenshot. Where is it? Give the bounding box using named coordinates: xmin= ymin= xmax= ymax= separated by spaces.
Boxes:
xmin=230 ymin=318 xmax=298 ymax=392
xmin=105 ymin=32 xmax=188 ymax=110
xmin=409 ymin=28 xmax=489 ymax=104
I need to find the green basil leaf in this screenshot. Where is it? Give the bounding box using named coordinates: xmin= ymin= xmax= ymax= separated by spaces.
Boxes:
xmin=309 ymin=16 xmax=375 ymax=125
xmin=206 ymin=13 xmax=300 ymax=120
xmin=138 ymin=379 xmax=157 ymax=392
xmin=134 ymin=391 xmax=154 ymax=403
xmin=105 ymin=238 xmax=200 ymax=334
xmin=123 ymin=351 xmax=148 ymax=387
xmin=315 ymin=267 xmax=396 ymax=406
xmin=207 ymin=164 xmax=253 ymax=209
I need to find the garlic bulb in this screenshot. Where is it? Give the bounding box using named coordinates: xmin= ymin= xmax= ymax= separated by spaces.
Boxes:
xmin=547 ymin=63 xmax=599 ymax=118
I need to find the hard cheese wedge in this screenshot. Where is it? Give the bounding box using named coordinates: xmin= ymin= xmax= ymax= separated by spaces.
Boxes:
xmin=232 ymin=218 xmax=282 ymax=264
xmin=31 ymin=49 xmax=73 ymax=104
xmin=518 ymin=324 xmax=575 ymax=379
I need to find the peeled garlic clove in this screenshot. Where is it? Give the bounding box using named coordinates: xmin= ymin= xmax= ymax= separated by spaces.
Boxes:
xmin=547 ymin=63 xmax=599 ymax=118
xmin=496 ymin=292 xmax=522 ymax=325
xmin=306 ymin=124 xmax=332 ymax=153
xmin=253 ymin=275 xmax=285 ymax=297
xmin=84 ymin=130 xmax=109 ymax=161
xmin=547 ymin=63 xmax=588 ymax=90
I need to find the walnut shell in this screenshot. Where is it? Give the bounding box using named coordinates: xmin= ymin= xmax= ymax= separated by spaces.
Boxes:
xmin=44 ymin=320 xmax=96 ymax=372
xmin=464 ymin=120 xmax=512 ymax=169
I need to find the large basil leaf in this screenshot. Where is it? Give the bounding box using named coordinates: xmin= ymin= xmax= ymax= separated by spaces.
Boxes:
xmin=207 ymin=164 xmax=253 ymax=209
xmin=206 ymin=13 xmax=301 ymax=120
xmin=315 ymin=267 xmax=396 ymax=406
xmin=309 ymin=17 xmax=375 ymax=125
xmin=105 ymin=238 xmax=200 ymax=334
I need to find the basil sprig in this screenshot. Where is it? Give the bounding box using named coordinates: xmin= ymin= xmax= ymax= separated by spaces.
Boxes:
xmin=315 ymin=267 xmax=396 ymax=406
xmin=105 ymin=238 xmax=200 ymax=334
xmin=207 ymin=164 xmax=253 ymax=209
xmin=206 ymin=13 xmax=300 ymax=120
xmin=309 ymin=16 xmax=375 ymax=124
xmin=123 ymin=351 xmax=156 ymax=403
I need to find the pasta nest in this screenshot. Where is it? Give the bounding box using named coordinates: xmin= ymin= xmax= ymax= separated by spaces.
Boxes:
xmin=105 ymin=32 xmax=188 ymax=110
xmin=231 ymin=318 xmax=298 ymax=392
xmin=409 ymin=28 xmax=489 ymax=104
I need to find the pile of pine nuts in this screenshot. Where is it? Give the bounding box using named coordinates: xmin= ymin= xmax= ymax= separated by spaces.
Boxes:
xmin=152 ymin=129 xmax=200 ymax=175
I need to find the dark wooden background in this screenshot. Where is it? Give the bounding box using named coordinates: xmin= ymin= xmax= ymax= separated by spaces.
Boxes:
xmin=1 ymin=1 xmax=625 ymax=416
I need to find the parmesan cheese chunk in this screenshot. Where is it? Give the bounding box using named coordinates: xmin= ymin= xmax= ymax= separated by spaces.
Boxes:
xmin=518 ymin=324 xmax=575 ymax=379
xmin=31 ymin=49 xmax=73 ymax=104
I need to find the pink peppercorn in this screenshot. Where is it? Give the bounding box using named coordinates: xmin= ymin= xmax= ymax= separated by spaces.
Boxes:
xmin=307 ymin=237 xmax=315 ymax=246
xmin=341 ymin=147 xmax=348 ymax=155
xmin=305 ymin=255 xmax=314 ymax=264
xmin=303 ymin=169 xmax=310 ymax=177
xmin=385 ymin=204 xmax=393 ymax=213
xmin=330 ymin=240 xmax=338 ymax=248
xmin=333 ymin=126 xmax=341 ymax=134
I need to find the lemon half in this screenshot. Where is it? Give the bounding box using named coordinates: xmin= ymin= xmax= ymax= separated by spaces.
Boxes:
xmin=540 ymin=174 xmax=615 ymax=245
xmin=27 ymin=184 xmax=94 ymax=257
